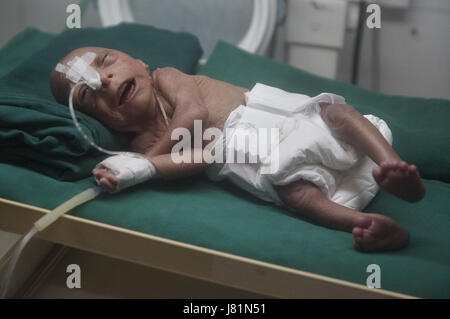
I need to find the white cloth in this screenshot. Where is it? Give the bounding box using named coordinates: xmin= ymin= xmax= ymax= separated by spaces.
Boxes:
xmin=96 ymin=154 xmax=158 ymax=193
xmin=206 ymin=83 xmax=392 ymax=210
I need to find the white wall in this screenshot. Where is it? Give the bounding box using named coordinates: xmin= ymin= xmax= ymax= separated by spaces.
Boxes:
xmin=0 ymin=0 xmax=101 ymax=48
xmin=336 ymin=0 xmax=450 ymax=100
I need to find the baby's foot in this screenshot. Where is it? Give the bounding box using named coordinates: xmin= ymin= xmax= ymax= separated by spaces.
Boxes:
xmin=352 ymin=214 xmax=410 ymax=252
xmin=372 ymin=161 xmax=425 ymax=202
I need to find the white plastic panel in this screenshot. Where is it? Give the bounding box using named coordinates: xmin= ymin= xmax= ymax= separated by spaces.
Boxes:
xmin=373 ymin=0 xmax=410 ymax=8
xmin=97 ymin=0 xmax=277 ymax=57
xmin=287 ymin=45 xmax=339 ymax=79
xmin=285 ymin=0 xmax=348 ymax=49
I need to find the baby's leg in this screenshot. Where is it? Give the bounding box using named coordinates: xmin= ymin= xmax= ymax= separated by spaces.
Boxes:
xmin=320 ymin=103 xmax=425 ymax=202
xmin=276 ymin=180 xmax=410 ymax=252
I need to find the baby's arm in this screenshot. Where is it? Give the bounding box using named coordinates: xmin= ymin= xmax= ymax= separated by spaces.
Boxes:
xmin=93 ymin=150 xmax=209 ymax=191
xmin=94 ymin=67 xmax=210 ymax=192
xmin=149 ymin=150 xmax=209 ymax=179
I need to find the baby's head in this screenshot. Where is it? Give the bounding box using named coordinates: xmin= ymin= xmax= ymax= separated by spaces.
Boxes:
xmin=50 ymin=47 xmax=158 ymax=133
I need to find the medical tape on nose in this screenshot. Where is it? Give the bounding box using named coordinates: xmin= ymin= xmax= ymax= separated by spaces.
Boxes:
xmin=55 ymin=52 xmax=101 ymax=89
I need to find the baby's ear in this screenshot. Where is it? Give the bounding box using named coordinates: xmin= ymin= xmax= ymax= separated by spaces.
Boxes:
xmin=138 ymin=59 xmax=150 ymax=73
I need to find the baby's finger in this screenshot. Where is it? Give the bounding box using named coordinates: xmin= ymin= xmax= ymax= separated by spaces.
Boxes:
xmin=107 ymin=175 xmax=118 ymax=188
xmin=92 ymin=167 xmax=106 ymax=177
xmin=93 ymin=170 xmax=108 ymax=181
xmin=100 ymin=177 xmax=116 ymax=191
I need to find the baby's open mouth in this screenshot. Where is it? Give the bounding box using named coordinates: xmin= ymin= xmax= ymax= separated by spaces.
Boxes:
xmin=118 ymin=78 xmax=136 ymax=106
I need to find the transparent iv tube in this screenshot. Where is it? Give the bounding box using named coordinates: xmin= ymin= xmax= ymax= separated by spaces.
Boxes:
xmin=68 ymin=82 xmax=145 ymax=159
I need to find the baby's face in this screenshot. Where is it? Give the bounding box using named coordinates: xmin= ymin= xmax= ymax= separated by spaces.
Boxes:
xmin=51 ymin=47 xmax=157 ymax=132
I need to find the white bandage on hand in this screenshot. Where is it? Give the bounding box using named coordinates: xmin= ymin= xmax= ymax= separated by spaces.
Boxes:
xmin=95 ymin=154 xmax=158 ymax=193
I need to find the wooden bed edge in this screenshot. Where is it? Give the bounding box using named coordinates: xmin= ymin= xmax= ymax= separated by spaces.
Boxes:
xmin=0 ymin=197 xmax=416 ymax=299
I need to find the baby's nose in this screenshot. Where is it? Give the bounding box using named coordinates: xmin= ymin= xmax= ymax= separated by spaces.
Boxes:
xmin=100 ymin=73 xmax=113 ymax=88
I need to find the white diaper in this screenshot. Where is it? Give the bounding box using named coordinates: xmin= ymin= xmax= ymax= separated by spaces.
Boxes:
xmin=206 ymin=83 xmax=392 ymax=210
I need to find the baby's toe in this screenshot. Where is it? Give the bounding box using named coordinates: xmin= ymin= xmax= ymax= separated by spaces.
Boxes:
xmin=372 ymin=166 xmax=386 ymax=184
xmin=408 ymin=164 xmax=418 ymax=174
xmin=352 ymin=226 xmax=364 ymax=238
xmin=399 ymin=161 xmax=408 ymax=172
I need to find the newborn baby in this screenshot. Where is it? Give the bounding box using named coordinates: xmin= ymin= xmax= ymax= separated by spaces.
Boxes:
xmin=50 ymin=47 xmax=425 ymax=252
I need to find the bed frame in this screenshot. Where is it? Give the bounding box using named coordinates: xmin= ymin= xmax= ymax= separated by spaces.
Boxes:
xmin=0 ymin=197 xmax=416 ymax=298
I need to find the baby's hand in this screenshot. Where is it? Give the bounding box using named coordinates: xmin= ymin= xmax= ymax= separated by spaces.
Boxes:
xmin=94 ymin=154 xmax=158 ymax=193
xmin=92 ymin=167 xmax=118 ymax=192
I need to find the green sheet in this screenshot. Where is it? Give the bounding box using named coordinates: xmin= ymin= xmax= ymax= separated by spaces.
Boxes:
xmin=1 ymin=162 xmax=450 ymax=298
xmin=1 ymin=33 xmax=450 ymax=298
xmin=0 ymin=28 xmax=53 ymax=79
xmin=0 ymin=25 xmax=202 ymax=180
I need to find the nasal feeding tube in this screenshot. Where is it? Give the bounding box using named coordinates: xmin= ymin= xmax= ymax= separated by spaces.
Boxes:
xmin=0 ymin=53 xmax=166 ymax=298
xmin=64 ymin=52 xmax=146 ymax=159
xmin=0 ymin=52 xmax=144 ymax=298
